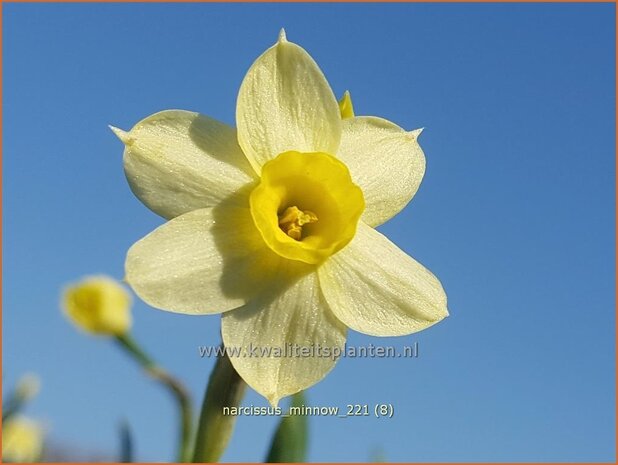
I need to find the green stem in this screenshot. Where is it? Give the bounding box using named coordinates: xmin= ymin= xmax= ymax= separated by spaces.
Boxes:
xmin=115 ymin=334 xmax=193 ymax=462
xmin=192 ymin=349 xmax=246 ymax=462
xmin=2 ymin=380 xmax=36 ymax=422
xmin=2 ymin=396 xmax=22 ymax=422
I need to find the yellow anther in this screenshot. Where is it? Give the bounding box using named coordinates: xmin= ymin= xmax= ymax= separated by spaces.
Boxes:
xmin=278 ymin=206 xmax=318 ymax=240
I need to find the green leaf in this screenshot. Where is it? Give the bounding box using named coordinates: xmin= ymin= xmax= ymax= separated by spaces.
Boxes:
xmin=266 ymin=392 xmax=308 ymax=463
xmin=119 ymin=419 xmax=134 ymax=463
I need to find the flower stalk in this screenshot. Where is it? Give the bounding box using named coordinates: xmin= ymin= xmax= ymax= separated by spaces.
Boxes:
xmin=2 ymin=375 xmax=40 ymax=422
xmin=192 ymin=349 xmax=246 ymax=463
xmin=115 ymin=334 xmax=193 ymax=462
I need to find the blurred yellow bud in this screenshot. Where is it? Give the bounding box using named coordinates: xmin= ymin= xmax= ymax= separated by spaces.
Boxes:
xmin=2 ymin=417 xmax=44 ymax=463
xmin=15 ymin=373 xmax=40 ymax=402
xmin=338 ymin=90 xmax=355 ymax=119
xmin=63 ymin=276 xmax=132 ymax=336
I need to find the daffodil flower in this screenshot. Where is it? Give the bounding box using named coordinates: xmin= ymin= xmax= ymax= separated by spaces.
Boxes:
xmin=113 ymin=30 xmax=448 ymax=406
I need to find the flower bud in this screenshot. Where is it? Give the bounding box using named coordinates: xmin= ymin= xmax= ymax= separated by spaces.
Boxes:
xmin=63 ymin=276 xmax=132 ymax=336
xmin=15 ymin=373 xmax=40 ymax=402
xmin=2 ymin=416 xmax=43 ymax=463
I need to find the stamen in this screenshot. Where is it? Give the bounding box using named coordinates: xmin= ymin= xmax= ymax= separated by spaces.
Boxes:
xmin=278 ymin=206 xmax=318 ymax=240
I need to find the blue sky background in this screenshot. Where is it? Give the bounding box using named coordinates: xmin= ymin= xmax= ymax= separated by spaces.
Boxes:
xmin=3 ymin=3 xmax=615 ymax=462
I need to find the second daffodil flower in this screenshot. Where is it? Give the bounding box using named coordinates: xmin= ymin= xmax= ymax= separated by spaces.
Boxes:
xmin=112 ymin=30 xmax=448 ymax=406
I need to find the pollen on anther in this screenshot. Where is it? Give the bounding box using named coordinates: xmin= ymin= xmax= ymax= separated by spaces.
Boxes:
xmin=278 ymin=206 xmax=318 ymax=241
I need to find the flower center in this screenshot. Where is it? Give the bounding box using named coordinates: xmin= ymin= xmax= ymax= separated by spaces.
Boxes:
xmin=250 ymin=151 xmax=365 ymax=264
xmin=278 ymin=206 xmax=318 ymax=240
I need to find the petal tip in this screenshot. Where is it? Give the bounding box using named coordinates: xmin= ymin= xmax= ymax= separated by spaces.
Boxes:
xmin=338 ymin=90 xmax=355 ymax=119
xmin=267 ymin=393 xmax=281 ymax=408
xmin=278 ymin=28 xmax=288 ymax=43
xmin=408 ymin=127 xmax=424 ymax=139
xmin=109 ymin=125 xmax=134 ymax=146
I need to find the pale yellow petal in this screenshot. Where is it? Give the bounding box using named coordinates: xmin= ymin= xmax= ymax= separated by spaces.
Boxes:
xmin=318 ymin=222 xmax=448 ymax=336
xmin=125 ymin=206 xmax=280 ymax=315
xmin=337 ymin=116 xmax=425 ymax=226
xmin=222 ymin=268 xmax=346 ymax=406
xmin=236 ymin=31 xmax=341 ymax=173
xmin=115 ymin=110 xmax=256 ymax=219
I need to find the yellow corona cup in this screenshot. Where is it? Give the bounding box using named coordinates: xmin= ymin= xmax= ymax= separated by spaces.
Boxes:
xmin=63 ymin=276 xmax=132 ymax=336
xmin=250 ymin=150 xmax=364 ymax=264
